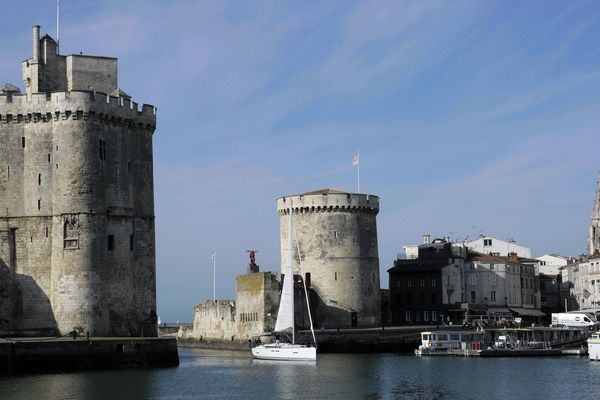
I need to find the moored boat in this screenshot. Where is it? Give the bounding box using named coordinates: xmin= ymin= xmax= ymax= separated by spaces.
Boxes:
xmin=588 ymin=332 xmax=600 ymax=361
xmin=415 ymin=330 xmax=485 ymax=356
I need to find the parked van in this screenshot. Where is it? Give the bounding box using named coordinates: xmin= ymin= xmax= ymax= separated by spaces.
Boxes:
xmin=551 ymin=312 xmax=599 ymax=328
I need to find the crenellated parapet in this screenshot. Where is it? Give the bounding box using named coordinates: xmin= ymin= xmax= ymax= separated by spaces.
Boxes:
xmin=276 ymin=190 xmax=379 ymax=216
xmin=0 ymin=91 xmax=156 ymax=131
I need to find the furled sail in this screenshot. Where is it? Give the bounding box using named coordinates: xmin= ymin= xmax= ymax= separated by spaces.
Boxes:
xmin=275 ymin=209 xmax=294 ymax=333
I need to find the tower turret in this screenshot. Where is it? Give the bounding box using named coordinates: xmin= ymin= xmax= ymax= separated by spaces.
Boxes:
xmin=277 ymin=189 xmax=381 ymax=328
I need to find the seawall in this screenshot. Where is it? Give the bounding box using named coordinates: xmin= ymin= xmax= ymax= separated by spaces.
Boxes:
xmin=0 ymin=337 xmax=179 ymax=374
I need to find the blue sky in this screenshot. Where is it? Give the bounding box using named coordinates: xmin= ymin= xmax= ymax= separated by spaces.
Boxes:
xmin=2 ymin=1 xmax=600 ymax=322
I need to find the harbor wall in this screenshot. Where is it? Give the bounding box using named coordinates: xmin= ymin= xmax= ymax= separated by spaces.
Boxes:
xmin=0 ymin=337 xmax=179 ymax=374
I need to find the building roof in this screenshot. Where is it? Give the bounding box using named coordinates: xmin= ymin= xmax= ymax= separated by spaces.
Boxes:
xmin=302 ymin=188 xmax=349 ymax=195
xmin=0 ymin=83 xmax=20 ymax=94
xmin=111 ymin=88 xmax=131 ymax=99
xmin=40 ymin=33 xmax=57 ymax=44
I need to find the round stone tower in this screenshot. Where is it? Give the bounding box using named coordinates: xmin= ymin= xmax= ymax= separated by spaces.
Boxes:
xmin=277 ymin=189 xmax=381 ymax=328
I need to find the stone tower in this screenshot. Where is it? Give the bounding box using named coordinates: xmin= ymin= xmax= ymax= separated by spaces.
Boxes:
xmin=589 ymin=171 xmax=600 ymax=256
xmin=277 ymin=189 xmax=381 ymax=328
xmin=0 ymin=26 xmax=156 ymax=336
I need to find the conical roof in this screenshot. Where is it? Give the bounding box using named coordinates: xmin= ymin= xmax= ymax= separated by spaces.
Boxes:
xmin=1 ymin=83 xmax=21 ymax=94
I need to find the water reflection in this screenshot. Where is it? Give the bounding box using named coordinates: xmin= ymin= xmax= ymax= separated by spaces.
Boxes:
xmin=1 ymin=349 xmax=600 ymax=400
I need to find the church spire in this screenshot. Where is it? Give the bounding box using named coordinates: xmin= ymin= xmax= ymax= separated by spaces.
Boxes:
xmin=589 ymin=171 xmax=600 ymax=255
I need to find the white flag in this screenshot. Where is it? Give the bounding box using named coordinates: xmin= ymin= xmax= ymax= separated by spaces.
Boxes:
xmin=352 ymin=153 xmax=360 ymax=166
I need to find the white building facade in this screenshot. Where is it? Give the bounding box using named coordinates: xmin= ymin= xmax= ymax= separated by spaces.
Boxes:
xmin=467 ymin=236 xmax=531 ymax=258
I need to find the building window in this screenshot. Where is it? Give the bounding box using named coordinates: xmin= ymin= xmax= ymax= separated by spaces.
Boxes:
xmin=38 ymin=173 xmax=41 ymax=186
xmin=99 ymin=139 xmax=106 ymax=160
xmin=491 ymin=291 xmax=496 ymax=302
xmin=130 ymin=235 xmax=134 ymax=251
xmin=432 ymin=311 xmax=437 ymax=322
xmin=420 ymin=294 xmax=425 ymax=304
xmin=420 ymin=278 xmax=425 ymax=287
xmin=405 ymin=311 xmax=411 ymax=322
xmin=490 ymin=264 xmax=495 ymax=270
xmin=470 ymin=291 xmax=476 ymax=303
xmin=406 ymin=294 xmax=412 ymax=305
xmin=335 ymin=272 xmax=337 ymax=281
xmin=431 ymin=279 xmax=437 ymax=287
xmin=431 ymin=293 xmax=437 ymax=304
xmin=45 ymin=227 xmax=48 ymax=238
xmin=489 ymin=274 xmax=497 ymax=286
xmin=48 ymin=153 xmax=51 ymax=162
xmin=407 ymin=279 xmax=413 ymax=287
xmin=484 ymin=239 xmax=492 ymax=246
xmin=333 ymin=230 xmax=337 ymax=238
xmin=415 ymin=312 xmax=420 ymax=322
xmin=21 ymin=137 xmax=25 ymax=148
xmin=108 ymin=235 xmax=115 ymax=251
xmin=424 ymin=311 xmax=430 ymax=321
xmin=37 ymin=199 xmax=41 ymax=210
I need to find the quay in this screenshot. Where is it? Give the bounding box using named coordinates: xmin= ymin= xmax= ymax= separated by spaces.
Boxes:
xmin=0 ymin=337 xmax=179 ymax=374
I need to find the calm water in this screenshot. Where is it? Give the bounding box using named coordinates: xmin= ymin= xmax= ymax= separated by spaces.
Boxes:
xmin=1 ymin=348 xmax=599 ymax=399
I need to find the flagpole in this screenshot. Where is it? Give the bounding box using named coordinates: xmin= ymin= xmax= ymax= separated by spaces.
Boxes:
xmin=357 ymin=151 xmax=360 ymax=193
xmin=213 ymin=250 xmax=216 ymax=302
xmin=57 ymin=0 xmax=60 ymax=51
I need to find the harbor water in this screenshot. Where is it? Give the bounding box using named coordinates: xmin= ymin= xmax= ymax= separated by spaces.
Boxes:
xmin=1 ymin=347 xmax=600 ymax=399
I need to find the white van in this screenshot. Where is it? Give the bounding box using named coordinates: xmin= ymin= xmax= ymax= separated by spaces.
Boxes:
xmin=551 ymin=312 xmax=599 ymax=328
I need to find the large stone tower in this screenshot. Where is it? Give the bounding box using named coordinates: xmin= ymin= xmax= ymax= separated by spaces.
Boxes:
xmin=0 ymin=26 xmax=156 ymax=336
xmin=589 ymin=171 xmax=600 ymax=256
xmin=277 ymin=189 xmax=381 ymax=328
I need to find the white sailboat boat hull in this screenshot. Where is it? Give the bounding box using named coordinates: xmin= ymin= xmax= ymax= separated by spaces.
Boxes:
xmin=251 ymin=343 xmax=316 ymax=361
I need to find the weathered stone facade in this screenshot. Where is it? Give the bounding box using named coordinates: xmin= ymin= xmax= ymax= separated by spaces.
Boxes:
xmin=277 ymin=189 xmax=382 ymax=328
xmin=0 ymin=26 xmax=156 ymax=336
xmin=190 ymin=272 xmax=280 ymax=343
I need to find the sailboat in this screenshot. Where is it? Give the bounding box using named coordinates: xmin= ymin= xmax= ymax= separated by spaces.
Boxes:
xmin=251 ymin=204 xmax=317 ymax=361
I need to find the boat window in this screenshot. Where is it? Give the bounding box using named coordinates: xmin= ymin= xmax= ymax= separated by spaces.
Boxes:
xmin=438 ymin=334 xmax=448 ymax=341
xmin=423 ymin=334 xmax=430 ymax=340
xmin=450 ymin=334 xmax=460 ymax=341
xmin=584 ymin=317 xmax=590 ymax=322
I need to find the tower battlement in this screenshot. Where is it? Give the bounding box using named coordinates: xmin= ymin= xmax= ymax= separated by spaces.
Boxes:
xmin=0 ymin=91 xmax=156 ymax=129
xmin=276 ymin=190 xmax=379 ymax=216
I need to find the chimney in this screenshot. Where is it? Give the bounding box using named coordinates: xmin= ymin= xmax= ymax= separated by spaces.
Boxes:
xmin=423 ymin=234 xmax=430 ymax=245
xmin=32 ymin=25 xmax=40 ymax=62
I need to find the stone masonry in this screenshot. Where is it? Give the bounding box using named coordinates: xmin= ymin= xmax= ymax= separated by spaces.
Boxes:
xmin=0 ymin=26 xmax=157 ymax=336
xmin=277 ymin=189 xmax=382 ymax=328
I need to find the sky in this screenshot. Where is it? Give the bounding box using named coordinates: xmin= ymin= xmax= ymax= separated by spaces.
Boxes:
xmin=1 ymin=0 xmax=600 ymax=322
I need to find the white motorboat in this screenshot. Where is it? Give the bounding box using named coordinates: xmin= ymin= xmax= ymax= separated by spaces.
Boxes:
xmin=588 ymin=331 xmax=600 ymax=361
xmin=251 ymin=201 xmax=317 ymax=362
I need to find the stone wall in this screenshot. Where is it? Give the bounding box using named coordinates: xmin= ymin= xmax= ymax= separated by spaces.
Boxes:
xmin=190 ymin=272 xmax=281 ymax=343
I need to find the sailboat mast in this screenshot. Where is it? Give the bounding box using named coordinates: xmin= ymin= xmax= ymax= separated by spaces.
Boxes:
xmin=294 ymin=224 xmax=317 ymax=347
xmin=288 ymin=206 xmax=295 ymax=345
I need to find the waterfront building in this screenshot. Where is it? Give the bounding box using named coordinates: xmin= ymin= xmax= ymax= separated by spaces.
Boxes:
xmin=389 ymin=237 xmax=543 ymax=325
xmin=388 ymin=239 xmax=463 ymax=325
xmin=560 ymin=256 xmax=600 ymax=312
xmin=467 ymin=236 xmax=531 ymax=258
xmin=0 ymin=26 xmax=157 ymax=336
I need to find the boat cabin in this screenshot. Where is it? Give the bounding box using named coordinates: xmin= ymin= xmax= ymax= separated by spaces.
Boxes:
xmin=419 ymin=330 xmax=484 ymax=351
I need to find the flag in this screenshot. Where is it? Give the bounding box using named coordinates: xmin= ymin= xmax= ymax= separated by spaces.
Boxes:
xmin=352 ymin=153 xmax=359 ymax=166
